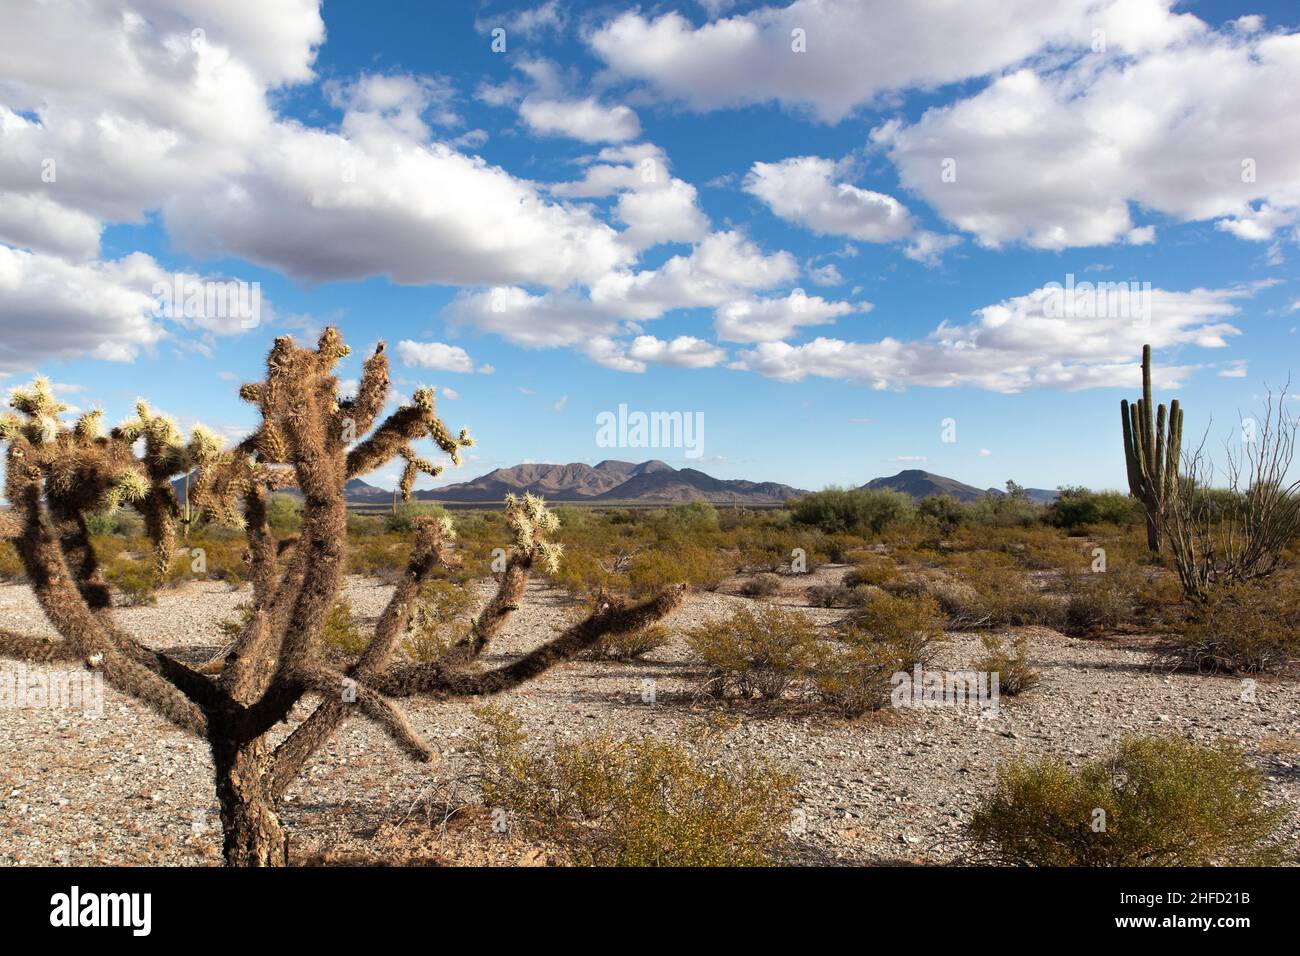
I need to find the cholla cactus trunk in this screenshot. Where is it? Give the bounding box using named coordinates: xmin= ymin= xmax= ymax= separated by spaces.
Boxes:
xmin=1121 ymin=344 xmax=1184 ymax=553
xmin=0 ymin=327 xmax=686 ymax=866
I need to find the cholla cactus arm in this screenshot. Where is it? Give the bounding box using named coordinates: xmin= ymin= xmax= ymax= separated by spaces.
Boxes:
xmin=336 ymin=341 xmax=390 ymax=439
xmin=0 ymin=628 xmax=82 ymax=663
xmin=2 ymin=438 xmax=208 ymax=734
xmin=438 ymin=493 xmax=563 ymax=667
xmin=345 ymin=386 xmax=471 ymax=481
xmin=267 ymin=517 xmax=454 ymax=794
xmin=377 ymin=585 xmax=688 ymax=700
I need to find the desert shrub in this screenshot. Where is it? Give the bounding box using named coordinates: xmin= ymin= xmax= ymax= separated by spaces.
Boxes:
xmin=967 ymin=736 xmax=1284 ymax=865
xmin=265 ymin=493 xmax=302 ymax=532
xmin=84 ymin=509 xmax=121 ymax=536
xmin=819 ymin=532 xmax=863 ymax=562
xmin=739 ymin=573 xmax=782 ymax=598
xmin=0 ymin=538 xmax=22 ymax=580
xmin=1162 ymin=577 xmax=1300 ymax=673
xmin=584 ymin=624 xmax=672 ymax=662
xmin=805 ymin=584 xmax=859 ymax=608
xmin=347 ymin=533 xmax=412 ymax=580
xmin=546 ymin=544 xmax=619 ymax=597
xmin=346 ymin=511 xmax=387 ymax=536
xmin=469 ymin=706 xmax=799 ymax=866
xmin=320 ymin=598 xmax=369 ymax=657
xmin=1047 ymin=487 xmax=1140 ymax=531
xmin=652 ymin=501 xmax=720 ymax=536
xmin=917 ymin=494 xmax=966 ymax=534
xmin=790 ymin=487 xmax=916 ymax=536
xmin=818 ymin=592 xmax=943 ymax=716
xmin=400 ymin=578 xmax=476 ymax=662
xmin=1061 ymin=564 xmax=1178 ymax=634
xmin=385 ymin=501 xmax=450 ymax=534
xmin=956 ymin=565 xmax=1062 ymax=629
xmin=172 ymin=535 xmax=247 ymax=586
xmin=965 ymin=487 xmax=1041 ymax=529
xmin=844 ymin=557 xmax=898 ymax=588
xmin=217 ymin=601 xmax=254 ymax=640
xmin=685 ymin=605 xmax=822 ymax=700
xmin=107 ymin=560 xmax=158 ymax=606
xmin=973 ymin=633 xmax=1040 ymax=696
xmin=628 ymin=545 xmax=727 ymax=595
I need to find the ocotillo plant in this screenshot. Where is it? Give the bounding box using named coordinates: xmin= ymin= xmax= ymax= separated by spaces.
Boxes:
xmin=1120 ymin=344 xmax=1183 ymax=553
xmin=0 ymin=328 xmax=685 ymax=865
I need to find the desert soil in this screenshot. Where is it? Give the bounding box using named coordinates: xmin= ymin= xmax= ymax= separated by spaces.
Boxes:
xmin=2 ymin=565 xmax=1297 ymax=866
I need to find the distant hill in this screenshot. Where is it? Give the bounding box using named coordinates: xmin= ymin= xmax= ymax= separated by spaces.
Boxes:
xmin=422 ymin=459 xmax=806 ymax=505
xmin=863 ymin=469 xmax=1058 ymax=504
xmin=863 ymin=469 xmax=987 ymax=502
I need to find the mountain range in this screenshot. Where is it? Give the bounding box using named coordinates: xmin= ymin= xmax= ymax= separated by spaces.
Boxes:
xmin=418 ymin=459 xmax=806 ymax=504
xmin=174 ymin=465 xmax=1057 ymax=507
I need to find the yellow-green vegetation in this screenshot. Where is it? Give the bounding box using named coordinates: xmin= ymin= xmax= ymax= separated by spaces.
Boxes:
xmin=469 ymin=706 xmax=799 ymax=866
xmin=972 ymin=632 xmax=1040 ymax=696
xmin=685 ymin=593 xmax=942 ymax=716
xmin=320 ymin=598 xmax=369 ymax=657
xmin=685 ymin=605 xmax=824 ymax=700
xmin=106 ymin=558 xmax=159 ymax=607
xmin=818 ymin=592 xmax=944 ymax=717
xmin=968 ymin=736 xmax=1283 ymax=866
xmin=401 ymin=578 xmax=476 ymax=662
xmin=583 ymin=623 xmax=672 ymax=662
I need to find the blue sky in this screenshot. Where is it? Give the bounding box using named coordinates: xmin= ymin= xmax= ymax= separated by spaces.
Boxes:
xmin=2 ymin=0 xmax=1298 ymax=493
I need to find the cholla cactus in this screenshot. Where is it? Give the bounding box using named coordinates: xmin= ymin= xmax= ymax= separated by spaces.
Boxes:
xmin=505 ymin=492 xmax=564 ymax=573
xmin=0 ymin=326 xmax=685 ymax=866
xmin=3 ymin=377 xmax=68 ymax=446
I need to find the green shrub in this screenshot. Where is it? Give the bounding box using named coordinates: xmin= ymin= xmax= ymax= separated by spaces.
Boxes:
xmin=84 ymin=509 xmax=121 ymax=536
xmin=967 ymin=736 xmax=1284 ymax=865
xmin=972 ymin=633 xmax=1040 ymax=696
xmin=685 ymin=605 xmax=823 ymax=700
xmin=401 ymin=578 xmax=475 ymax=662
xmin=790 ymin=487 xmax=916 ymax=536
xmin=321 ymin=598 xmax=369 ymax=657
xmin=265 ymin=493 xmax=302 ymax=532
xmin=1164 ymin=576 xmax=1300 ymax=673
xmin=965 ymin=487 xmax=1041 ymax=529
xmin=818 ymin=592 xmax=944 ymax=717
xmin=917 ymin=494 xmax=966 ymax=534
xmin=583 ymin=623 xmax=672 ymax=662
xmin=628 ymin=545 xmax=727 ymax=595
xmin=107 ymin=560 xmax=158 ymax=606
xmin=385 ymin=501 xmax=450 ymax=534
xmin=469 ymin=706 xmax=799 ymax=866
xmin=1047 ymin=487 xmax=1140 ymax=531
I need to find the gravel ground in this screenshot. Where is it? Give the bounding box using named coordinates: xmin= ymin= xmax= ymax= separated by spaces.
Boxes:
xmin=2 ymin=567 xmax=1297 ymax=866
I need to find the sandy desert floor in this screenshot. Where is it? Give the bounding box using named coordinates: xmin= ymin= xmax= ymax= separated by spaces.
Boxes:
xmin=2 ymin=566 xmax=1298 ymax=866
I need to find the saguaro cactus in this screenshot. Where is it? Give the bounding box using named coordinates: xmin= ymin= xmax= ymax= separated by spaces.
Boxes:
xmin=1121 ymin=344 xmax=1183 ymax=553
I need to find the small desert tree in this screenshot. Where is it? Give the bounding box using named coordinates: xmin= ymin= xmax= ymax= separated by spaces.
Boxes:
xmin=1164 ymin=387 xmax=1300 ymax=600
xmin=0 ymin=328 xmax=684 ymax=865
